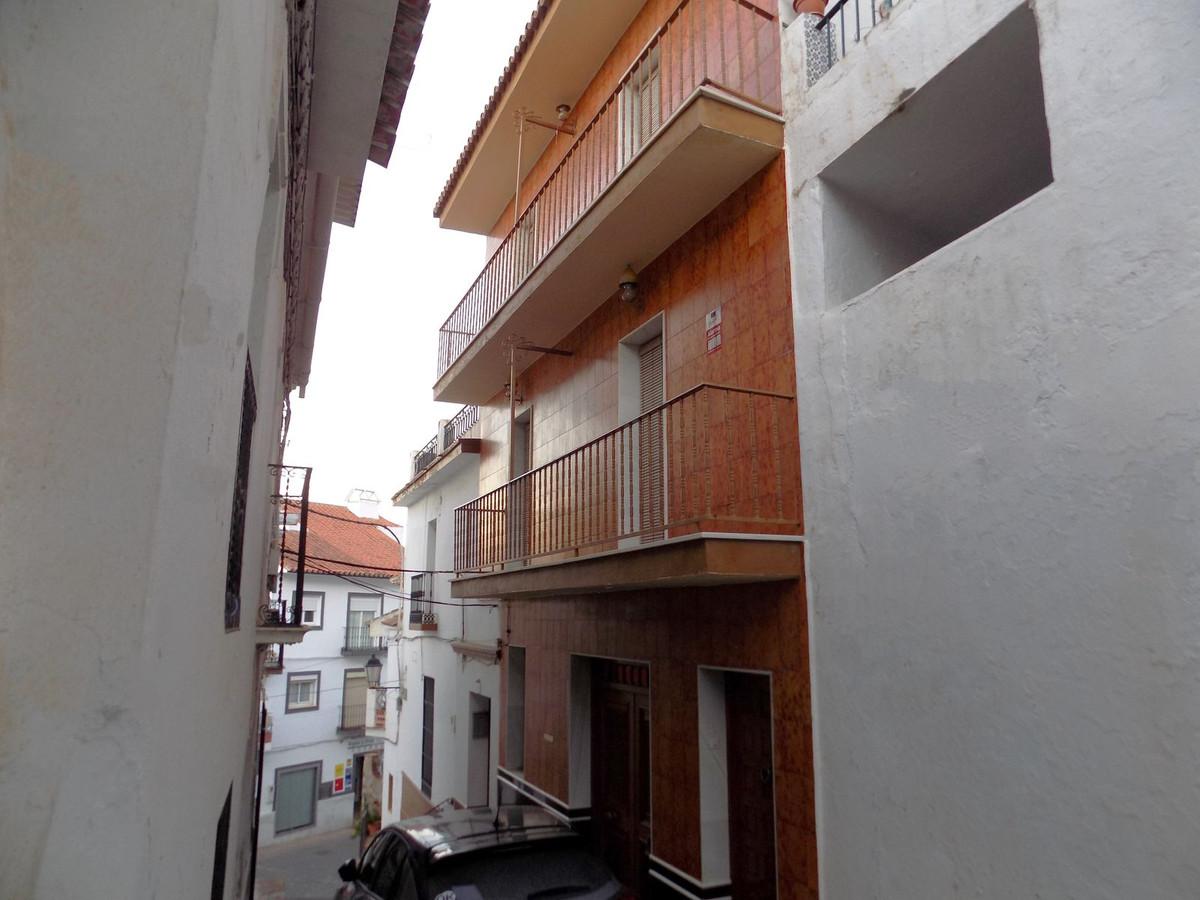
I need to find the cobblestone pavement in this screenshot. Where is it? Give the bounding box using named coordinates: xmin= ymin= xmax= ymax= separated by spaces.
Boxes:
xmin=254 ymin=827 xmax=360 ymax=900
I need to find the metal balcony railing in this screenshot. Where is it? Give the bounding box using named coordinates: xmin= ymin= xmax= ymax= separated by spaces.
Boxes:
xmin=262 ymin=464 xmax=312 ymax=627
xmin=408 ymin=573 xmax=438 ymax=629
xmin=338 ymin=703 xmax=367 ymax=734
xmin=342 ymin=625 xmax=382 ymax=654
xmin=443 ymin=405 xmax=479 ymax=449
xmin=454 ymin=384 xmax=800 ymax=573
xmin=437 ymin=0 xmax=781 ymax=379
xmin=805 ymin=0 xmax=892 ymax=85
xmin=412 ymin=435 xmax=438 ymax=479
xmin=412 ymin=406 xmax=479 ymax=479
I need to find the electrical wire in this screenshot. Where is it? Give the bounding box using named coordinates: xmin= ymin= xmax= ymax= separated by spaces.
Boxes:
xmin=303 ymin=561 xmax=499 ymax=611
xmin=282 ymin=547 xmax=457 ymax=576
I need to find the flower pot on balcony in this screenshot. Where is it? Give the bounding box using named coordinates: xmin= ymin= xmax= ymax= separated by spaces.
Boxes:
xmin=794 ymin=0 xmax=826 ymax=13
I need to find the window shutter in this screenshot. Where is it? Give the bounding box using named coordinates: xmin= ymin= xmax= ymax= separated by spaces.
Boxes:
xmin=638 ymin=337 xmax=665 ymax=539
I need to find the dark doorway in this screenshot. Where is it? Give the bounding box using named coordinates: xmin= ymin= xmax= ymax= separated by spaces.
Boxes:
xmin=591 ymin=660 xmax=650 ymax=896
xmin=725 ymin=672 xmax=777 ymax=900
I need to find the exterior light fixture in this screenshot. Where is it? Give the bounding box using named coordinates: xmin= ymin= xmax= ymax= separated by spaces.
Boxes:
xmin=556 ymin=103 xmax=571 ymax=121
xmin=619 ymin=265 xmax=640 ymax=306
xmin=365 ymin=653 xmax=383 ymax=688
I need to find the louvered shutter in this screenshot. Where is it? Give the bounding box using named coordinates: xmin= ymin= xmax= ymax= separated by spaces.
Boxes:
xmin=638 ymin=338 xmax=664 ymax=539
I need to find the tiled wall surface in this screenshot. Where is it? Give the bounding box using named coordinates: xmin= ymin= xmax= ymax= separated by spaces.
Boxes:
xmin=485 ymin=0 xmax=779 ymax=248
xmin=502 ymin=579 xmax=818 ymax=900
xmin=476 ymin=157 xmax=796 ymax=496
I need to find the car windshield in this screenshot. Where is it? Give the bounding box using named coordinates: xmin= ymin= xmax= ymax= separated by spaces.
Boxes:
xmin=426 ymin=841 xmax=619 ymax=900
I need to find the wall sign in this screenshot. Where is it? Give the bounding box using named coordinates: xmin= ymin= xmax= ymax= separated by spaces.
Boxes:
xmin=706 ymin=305 xmax=723 ymax=354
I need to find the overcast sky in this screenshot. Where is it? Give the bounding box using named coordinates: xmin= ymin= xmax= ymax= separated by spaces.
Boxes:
xmin=283 ymin=0 xmax=539 ymax=515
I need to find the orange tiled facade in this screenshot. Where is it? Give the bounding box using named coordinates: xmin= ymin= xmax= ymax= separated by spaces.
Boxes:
xmin=435 ymin=1 xmax=814 ymax=897
xmin=477 ymin=159 xmax=797 ymax=496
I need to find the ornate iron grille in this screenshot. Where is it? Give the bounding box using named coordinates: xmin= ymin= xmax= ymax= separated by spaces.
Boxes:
xmin=225 ymin=357 xmax=257 ymax=630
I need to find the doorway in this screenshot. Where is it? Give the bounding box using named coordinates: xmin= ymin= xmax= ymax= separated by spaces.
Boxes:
xmin=590 ymin=659 xmax=651 ymax=895
xmin=468 ymin=692 xmax=492 ymax=807
xmin=507 ymin=407 xmax=533 ymax=564
xmin=617 ymin=316 xmax=666 ymax=544
xmin=724 ymin=672 xmax=777 ymax=899
xmin=274 ymin=761 xmax=319 ymax=835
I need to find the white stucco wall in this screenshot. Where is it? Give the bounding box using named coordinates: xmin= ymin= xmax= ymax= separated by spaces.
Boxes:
xmin=260 ymin=574 xmax=400 ymax=846
xmin=1 ymin=2 xmax=289 ymax=897
xmin=382 ymin=453 xmax=501 ymax=824
xmin=782 ymin=1 xmax=1200 ymax=897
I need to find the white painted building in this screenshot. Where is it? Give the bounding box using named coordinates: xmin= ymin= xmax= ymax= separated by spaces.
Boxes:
xmin=782 ymin=1 xmax=1200 ymax=897
xmin=376 ymin=408 xmax=502 ymax=824
xmin=0 ymin=2 xmax=425 ymax=897
xmin=260 ymin=500 xmax=405 ymax=846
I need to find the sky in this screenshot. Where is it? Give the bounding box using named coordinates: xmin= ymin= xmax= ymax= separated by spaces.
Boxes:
xmin=283 ymin=0 xmax=539 ymax=515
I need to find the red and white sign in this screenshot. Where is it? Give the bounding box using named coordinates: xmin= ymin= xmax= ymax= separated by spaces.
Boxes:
xmin=705 ymin=305 xmax=723 ymax=354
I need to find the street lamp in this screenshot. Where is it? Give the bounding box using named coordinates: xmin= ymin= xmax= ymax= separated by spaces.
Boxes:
xmin=366 ymin=653 xmax=404 ymax=692
xmin=365 ymin=653 xmax=383 ymax=689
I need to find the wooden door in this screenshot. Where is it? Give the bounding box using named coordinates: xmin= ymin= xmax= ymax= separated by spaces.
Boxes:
xmin=725 ymin=673 xmax=777 ymax=899
xmin=592 ymin=662 xmax=651 ymax=895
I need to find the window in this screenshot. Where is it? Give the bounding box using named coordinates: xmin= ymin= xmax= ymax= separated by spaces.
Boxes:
xmin=619 ymin=45 xmax=662 ymax=165
xmin=286 ymin=671 xmax=320 ymax=712
xmin=345 ymin=593 xmax=382 ymax=652
xmin=340 ymin=669 xmax=367 ymax=732
xmin=224 ymin=356 xmax=257 ymax=630
xmin=421 ymin=676 xmax=435 ymax=796
xmin=296 ymin=591 xmax=324 ymax=628
xmin=369 ymin=835 xmax=408 ymax=898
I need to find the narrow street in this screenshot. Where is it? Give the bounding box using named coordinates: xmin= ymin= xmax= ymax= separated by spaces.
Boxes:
xmin=254 ymin=828 xmax=359 ymax=900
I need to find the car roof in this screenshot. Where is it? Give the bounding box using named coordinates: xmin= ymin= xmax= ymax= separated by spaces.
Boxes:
xmin=389 ymin=805 xmax=576 ymax=862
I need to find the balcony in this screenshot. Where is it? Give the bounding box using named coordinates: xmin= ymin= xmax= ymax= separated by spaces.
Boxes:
xmin=802 ymin=0 xmax=891 ymax=86
xmin=342 ymin=625 xmax=383 ymax=655
xmin=435 ymin=0 xmax=783 ymax=403
xmin=411 ymin=405 xmax=480 ymax=480
xmin=337 ymin=703 xmax=367 ymax=737
xmin=408 ymin=573 xmax=439 ymax=632
xmin=451 ymin=384 xmax=803 ymax=600
xmin=259 ymin=465 xmax=314 ymax=644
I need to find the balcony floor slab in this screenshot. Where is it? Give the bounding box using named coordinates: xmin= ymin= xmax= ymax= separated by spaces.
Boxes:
xmin=450 ymin=533 xmax=803 ymax=600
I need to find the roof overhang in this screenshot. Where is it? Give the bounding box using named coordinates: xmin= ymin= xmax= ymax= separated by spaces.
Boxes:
xmin=391 ymin=438 xmax=482 ymax=506
xmin=286 ymin=0 xmax=428 ymax=395
xmin=436 ymin=0 xmax=644 ymax=234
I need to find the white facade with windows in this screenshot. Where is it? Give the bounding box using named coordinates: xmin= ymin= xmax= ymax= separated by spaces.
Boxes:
xmin=783 ymin=1 xmax=1200 ymax=897
xmin=379 ymin=430 xmax=501 ymax=824
xmin=260 ymin=573 xmax=399 ymax=845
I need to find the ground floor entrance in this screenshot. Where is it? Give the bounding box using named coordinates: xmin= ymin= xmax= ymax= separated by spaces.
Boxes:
xmin=591 ymin=659 xmax=651 ymax=895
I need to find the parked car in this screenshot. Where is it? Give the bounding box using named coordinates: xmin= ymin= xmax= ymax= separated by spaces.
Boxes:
xmin=335 ymin=804 xmax=628 ymax=900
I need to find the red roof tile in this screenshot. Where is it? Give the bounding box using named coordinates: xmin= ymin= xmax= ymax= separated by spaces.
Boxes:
xmin=282 ymin=502 xmax=404 ymax=578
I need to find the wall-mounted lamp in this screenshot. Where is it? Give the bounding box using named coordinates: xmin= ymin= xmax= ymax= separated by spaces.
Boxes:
xmin=556 ymin=104 xmax=571 ymax=121
xmin=365 ymin=654 xmax=397 ymax=690
xmin=619 ymin=265 xmax=640 ymax=307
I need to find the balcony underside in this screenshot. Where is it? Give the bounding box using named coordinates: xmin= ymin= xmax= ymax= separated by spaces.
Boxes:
xmin=450 ymin=534 xmax=803 ymax=601
xmin=256 ymin=625 xmax=311 ymax=646
xmin=434 ymin=88 xmax=784 ymax=404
